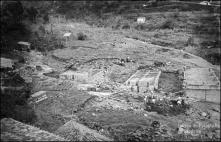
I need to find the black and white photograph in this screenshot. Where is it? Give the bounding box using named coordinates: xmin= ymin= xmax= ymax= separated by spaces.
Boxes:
xmin=1 ymin=0 xmax=220 ymax=141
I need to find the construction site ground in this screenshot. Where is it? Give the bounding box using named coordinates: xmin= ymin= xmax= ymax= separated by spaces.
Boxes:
xmin=10 ymin=20 xmax=219 ymax=141
xmin=1 ymin=2 xmax=220 ymax=141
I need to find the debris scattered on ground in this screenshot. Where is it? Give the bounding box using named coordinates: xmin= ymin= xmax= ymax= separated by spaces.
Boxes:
xmin=144 ymin=95 xmax=190 ymax=116
xmin=1 ymin=2 xmax=220 ymax=141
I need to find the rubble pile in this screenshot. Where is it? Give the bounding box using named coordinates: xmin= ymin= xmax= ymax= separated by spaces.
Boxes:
xmin=127 ymin=121 xmax=172 ymax=141
xmin=144 ymin=95 xmax=190 ymax=116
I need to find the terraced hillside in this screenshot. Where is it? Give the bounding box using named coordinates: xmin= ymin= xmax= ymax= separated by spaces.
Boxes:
xmin=1 ymin=1 xmax=220 ymax=141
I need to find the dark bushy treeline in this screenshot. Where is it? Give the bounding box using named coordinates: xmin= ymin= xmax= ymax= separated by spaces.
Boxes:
xmin=0 ymin=72 xmax=36 ymax=123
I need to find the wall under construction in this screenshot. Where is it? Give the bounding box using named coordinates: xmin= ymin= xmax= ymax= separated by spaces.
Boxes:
xmin=125 ymin=70 xmax=161 ymax=93
xmin=184 ymin=68 xmax=220 ymax=104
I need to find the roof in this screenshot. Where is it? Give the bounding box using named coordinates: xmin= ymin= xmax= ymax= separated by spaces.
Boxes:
xmin=0 ymin=58 xmax=14 ymax=68
xmin=31 ymin=91 xmax=47 ymax=98
xmin=63 ymin=33 xmax=72 ymax=37
xmin=17 ymin=41 xmax=30 ymax=46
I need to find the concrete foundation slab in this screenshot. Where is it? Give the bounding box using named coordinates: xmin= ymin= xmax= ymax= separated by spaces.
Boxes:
xmin=184 ymin=68 xmax=220 ymax=104
xmin=125 ymin=70 xmax=161 ymax=93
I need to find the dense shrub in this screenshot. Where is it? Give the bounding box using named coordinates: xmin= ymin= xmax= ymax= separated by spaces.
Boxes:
xmin=43 ymin=13 xmax=49 ymax=24
xmin=134 ymin=24 xmax=150 ymax=31
xmin=77 ymin=32 xmax=87 ymax=40
xmin=1 ymin=90 xmax=36 ymax=123
xmin=186 ymin=36 xmax=195 ymax=46
xmin=26 ymin=6 xmax=38 ymax=23
xmin=159 ymin=19 xmax=175 ymax=29
xmin=171 ymin=9 xmax=180 ymax=19
xmin=145 ymin=97 xmax=190 ymax=116
xmin=122 ymin=23 xmax=130 ymax=29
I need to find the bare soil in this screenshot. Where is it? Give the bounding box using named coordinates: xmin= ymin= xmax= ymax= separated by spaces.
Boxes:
xmin=158 ymin=72 xmax=183 ymax=93
xmin=1 ymin=1 xmax=220 ymax=141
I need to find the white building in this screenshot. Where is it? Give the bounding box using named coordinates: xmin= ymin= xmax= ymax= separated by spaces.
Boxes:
xmin=137 ymin=17 xmax=146 ymax=24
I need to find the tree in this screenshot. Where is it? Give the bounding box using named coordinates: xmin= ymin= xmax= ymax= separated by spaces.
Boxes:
xmin=4 ymin=1 xmax=24 ymax=24
xmin=27 ymin=6 xmax=38 ymax=23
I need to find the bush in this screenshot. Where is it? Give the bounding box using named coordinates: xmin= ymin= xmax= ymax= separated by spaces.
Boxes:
xmin=14 ymin=105 xmax=37 ymax=123
xmin=26 ymin=6 xmax=38 ymax=23
xmin=38 ymin=25 xmax=46 ymax=36
xmin=77 ymin=32 xmax=87 ymax=40
xmin=186 ymin=36 xmax=194 ymax=46
xmin=171 ymin=9 xmax=179 ymax=19
xmin=145 ymin=97 xmax=190 ymax=116
xmin=160 ymin=19 xmax=175 ymax=29
xmin=112 ymin=24 xmax=121 ymax=30
xmin=1 ymin=90 xmax=36 ymax=123
xmin=134 ymin=23 xmax=150 ymax=31
xmin=43 ymin=13 xmax=49 ymax=24
xmin=122 ymin=23 xmax=130 ymax=29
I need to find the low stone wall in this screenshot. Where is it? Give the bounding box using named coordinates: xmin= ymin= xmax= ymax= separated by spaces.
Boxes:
xmin=185 ymin=89 xmax=220 ymax=104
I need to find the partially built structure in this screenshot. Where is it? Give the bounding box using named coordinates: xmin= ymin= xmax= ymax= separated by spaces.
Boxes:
xmin=125 ymin=70 xmax=161 ymax=93
xmin=183 ymin=68 xmax=220 ymax=104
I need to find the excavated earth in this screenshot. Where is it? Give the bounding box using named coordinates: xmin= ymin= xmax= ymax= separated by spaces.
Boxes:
xmin=2 ymin=21 xmax=220 ymax=141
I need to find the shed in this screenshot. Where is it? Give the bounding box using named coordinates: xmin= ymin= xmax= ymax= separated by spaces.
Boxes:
xmin=137 ymin=17 xmax=146 ymax=24
xmin=0 ymin=58 xmax=14 ymax=69
xmin=60 ymin=70 xmax=89 ymax=82
xmin=17 ymin=41 xmax=31 ymax=51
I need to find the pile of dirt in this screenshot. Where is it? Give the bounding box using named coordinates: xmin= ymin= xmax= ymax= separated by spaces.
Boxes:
xmin=31 ymin=90 xmax=96 ymax=132
xmin=76 ymin=108 xmax=177 ymax=141
xmin=55 ymin=119 xmax=112 ymax=141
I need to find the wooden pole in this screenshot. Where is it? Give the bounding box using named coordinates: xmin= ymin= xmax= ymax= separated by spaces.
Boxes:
xmin=51 ymin=24 xmax=53 ymax=35
xmin=66 ymin=37 xmax=67 ymax=47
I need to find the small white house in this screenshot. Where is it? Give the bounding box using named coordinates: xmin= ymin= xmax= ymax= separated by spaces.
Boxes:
xmin=29 ymin=91 xmax=48 ymax=104
xmin=63 ymin=32 xmax=72 ymax=47
xmin=17 ymin=41 xmax=31 ymax=51
xmin=63 ymin=33 xmax=72 ymax=37
xmin=137 ymin=17 xmax=146 ymax=24
xmin=0 ymin=58 xmax=14 ymax=69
